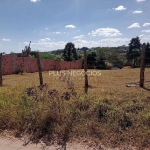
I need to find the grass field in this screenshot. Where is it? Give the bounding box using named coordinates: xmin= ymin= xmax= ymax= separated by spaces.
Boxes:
xmin=2 ymin=68 xmax=150 ymax=99
xmin=0 ymin=68 xmax=150 ymax=149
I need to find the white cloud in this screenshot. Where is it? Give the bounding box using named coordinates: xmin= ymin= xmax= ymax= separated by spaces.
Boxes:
xmin=139 ymin=34 xmax=145 ymax=38
xmin=88 ymin=28 xmax=122 ymax=37
xmin=73 ymin=35 xmax=85 ymax=39
xmin=63 ymin=32 xmax=69 ymax=34
xmin=32 ymin=39 xmax=66 ymax=50
xmin=142 ymin=30 xmax=150 ymax=33
xmin=99 ymin=38 xmax=130 ymax=46
xmin=73 ymin=38 xmax=130 ymax=48
xmin=133 ymin=10 xmax=143 ymax=14
xmin=24 ymin=42 xmax=29 ymax=45
xmin=39 ymin=38 xmax=51 ymax=42
xmin=52 ymin=32 xmax=61 ymax=34
xmin=2 ymin=39 xmax=11 ymax=41
xmin=127 ymin=23 xmax=140 ymax=28
xmin=138 ymin=34 xmax=150 ymax=43
xmin=55 ymin=32 xmax=61 ymax=34
xmin=136 ymin=0 xmax=146 ymax=2
xmin=65 ymin=25 xmax=76 ymax=28
xmin=143 ymin=23 xmax=150 ymax=27
xmin=114 ymin=5 xmax=126 ymax=11
xmin=27 ymin=37 xmax=132 ymax=51
xmin=24 ymin=41 xmax=35 ymax=45
xmin=45 ymin=28 xmax=48 ymax=30
xmin=47 ymin=32 xmax=62 ymax=34
xmin=30 ymin=0 xmax=41 ymax=2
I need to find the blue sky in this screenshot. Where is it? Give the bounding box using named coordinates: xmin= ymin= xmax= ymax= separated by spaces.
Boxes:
xmin=0 ymin=0 xmax=150 ymax=53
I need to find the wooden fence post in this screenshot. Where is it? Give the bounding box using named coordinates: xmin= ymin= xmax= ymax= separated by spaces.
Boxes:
xmin=36 ymin=52 xmax=43 ymax=86
xmin=0 ymin=53 xmax=2 ymax=86
xmin=140 ymin=43 xmax=146 ymax=88
xmin=84 ymin=50 xmax=88 ymax=93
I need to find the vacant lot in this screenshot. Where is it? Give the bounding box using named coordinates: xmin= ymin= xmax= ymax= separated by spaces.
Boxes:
xmin=0 ymin=68 xmax=150 ymax=149
xmin=2 ymin=68 xmax=150 ymax=98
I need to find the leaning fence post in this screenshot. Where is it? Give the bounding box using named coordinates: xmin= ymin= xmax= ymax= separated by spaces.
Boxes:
xmin=0 ymin=53 xmax=2 ymax=86
xmin=36 ymin=52 xmax=43 ymax=86
xmin=84 ymin=50 xmax=88 ymax=93
xmin=140 ymin=43 xmax=146 ymax=88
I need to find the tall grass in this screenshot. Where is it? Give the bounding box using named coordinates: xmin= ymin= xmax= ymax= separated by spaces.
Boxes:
xmin=0 ymin=69 xmax=150 ymax=148
xmin=0 ymin=84 xmax=150 ymax=148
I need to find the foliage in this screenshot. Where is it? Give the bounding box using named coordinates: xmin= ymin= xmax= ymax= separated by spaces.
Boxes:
xmin=107 ymin=52 xmax=126 ymax=68
xmin=77 ymin=53 xmax=83 ymax=59
xmin=55 ymin=55 xmax=64 ymax=61
xmin=50 ymin=49 xmax=64 ymax=55
xmin=30 ymin=51 xmax=37 ymax=58
xmin=96 ymin=56 xmax=106 ymax=69
xmin=87 ymin=52 xmax=97 ymax=66
xmin=126 ymin=36 xmax=141 ymax=67
xmin=39 ymin=52 xmax=56 ymax=60
xmin=63 ymin=42 xmax=78 ymax=61
xmin=86 ymin=51 xmax=106 ymax=69
xmin=29 ymin=54 xmax=35 ymax=58
xmin=80 ymin=47 xmax=89 ymax=51
xmin=145 ymin=42 xmax=150 ymax=64
xmin=98 ymin=48 xmax=126 ymax=65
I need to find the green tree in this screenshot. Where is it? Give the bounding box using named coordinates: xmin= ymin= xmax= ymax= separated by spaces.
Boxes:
xmin=96 ymin=56 xmax=106 ymax=69
xmin=87 ymin=52 xmax=97 ymax=66
xmin=108 ymin=52 xmax=125 ymax=68
xmin=30 ymin=51 xmax=37 ymax=58
xmin=63 ymin=42 xmax=78 ymax=61
xmin=145 ymin=42 xmax=150 ymax=64
xmin=127 ymin=36 xmax=141 ymax=67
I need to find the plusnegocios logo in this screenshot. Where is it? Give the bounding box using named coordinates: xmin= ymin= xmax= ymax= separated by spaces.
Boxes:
xmin=49 ymin=70 xmax=101 ymax=76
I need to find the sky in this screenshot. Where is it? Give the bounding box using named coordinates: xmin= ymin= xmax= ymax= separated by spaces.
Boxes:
xmin=0 ymin=0 xmax=150 ymax=53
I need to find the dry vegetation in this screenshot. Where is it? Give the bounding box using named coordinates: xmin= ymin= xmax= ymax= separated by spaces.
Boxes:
xmin=0 ymin=68 xmax=150 ymax=149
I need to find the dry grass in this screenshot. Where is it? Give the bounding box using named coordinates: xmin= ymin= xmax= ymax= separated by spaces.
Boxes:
xmin=2 ymin=68 xmax=150 ymax=98
xmin=0 ymin=68 xmax=150 ymax=149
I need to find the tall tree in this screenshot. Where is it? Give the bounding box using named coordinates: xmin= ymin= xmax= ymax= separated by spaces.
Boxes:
xmin=145 ymin=42 xmax=150 ymax=64
xmin=63 ymin=42 xmax=78 ymax=61
xmin=127 ymin=36 xmax=141 ymax=67
xmin=87 ymin=52 xmax=97 ymax=66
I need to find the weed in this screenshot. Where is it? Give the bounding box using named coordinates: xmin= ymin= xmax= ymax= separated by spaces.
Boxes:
xmin=118 ymin=114 xmax=132 ymax=130
xmin=0 ymin=69 xmax=150 ymax=148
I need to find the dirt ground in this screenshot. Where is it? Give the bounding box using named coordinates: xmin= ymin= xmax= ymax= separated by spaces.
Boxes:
xmin=0 ymin=137 xmax=138 ymax=150
xmin=0 ymin=136 xmax=95 ymax=150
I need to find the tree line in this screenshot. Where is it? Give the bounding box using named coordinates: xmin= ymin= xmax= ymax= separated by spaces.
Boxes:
xmin=11 ymin=36 xmax=150 ymax=69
